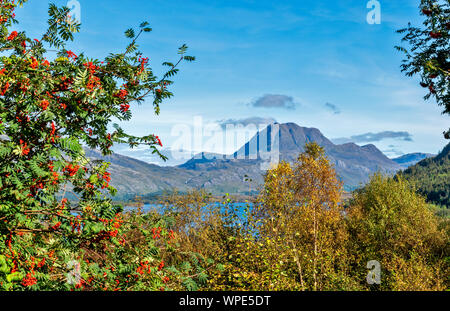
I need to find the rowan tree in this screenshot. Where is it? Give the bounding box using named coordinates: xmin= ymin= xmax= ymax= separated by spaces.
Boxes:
xmin=396 ymin=0 xmax=450 ymax=139
xmin=0 ymin=0 xmax=198 ymax=290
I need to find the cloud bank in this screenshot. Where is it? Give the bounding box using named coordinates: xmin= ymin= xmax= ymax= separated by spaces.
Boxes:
xmin=251 ymin=94 xmax=297 ymax=110
xmin=332 ymin=131 xmax=413 ymax=145
xmin=217 ymin=116 xmax=277 ymax=129
xmin=324 ymin=102 xmax=341 ymax=114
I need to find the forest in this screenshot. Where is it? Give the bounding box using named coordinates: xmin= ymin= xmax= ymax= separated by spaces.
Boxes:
xmin=400 ymin=143 xmax=450 ymax=208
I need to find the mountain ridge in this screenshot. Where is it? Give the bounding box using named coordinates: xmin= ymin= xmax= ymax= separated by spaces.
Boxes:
xmin=84 ymin=123 xmax=412 ymax=198
xmin=392 ymin=152 xmax=435 ymax=169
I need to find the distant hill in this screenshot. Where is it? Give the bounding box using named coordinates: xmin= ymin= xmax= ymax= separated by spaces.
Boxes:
xmin=86 ymin=123 xmax=404 ymax=198
xmin=399 ymin=143 xmax=450 ymax=207
xmin=84 ymin=149 xmax=197 ymax=199
xmin=392 ymin=153 xmax=435 ymax=169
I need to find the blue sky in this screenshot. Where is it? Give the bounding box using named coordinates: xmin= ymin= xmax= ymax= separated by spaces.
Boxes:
xmin=15 ymin=0 xmax=449 ymax=164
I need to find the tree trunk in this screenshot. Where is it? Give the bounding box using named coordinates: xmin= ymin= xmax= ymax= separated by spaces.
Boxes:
xmin=313 ymin=205 xmax=318 ymax=291
xmin=290 ymin=239 xmax=305 ymax=291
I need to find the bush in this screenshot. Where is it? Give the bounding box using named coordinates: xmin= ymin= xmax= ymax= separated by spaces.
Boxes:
xmin=346 ymin=174 xmax=449 ymax=290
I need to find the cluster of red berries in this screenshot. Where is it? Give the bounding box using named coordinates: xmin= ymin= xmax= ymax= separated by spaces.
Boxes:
xmin=102 ymin=171 xmax=111 ymax=183
xmin=137 ymin=261 xmax=152 ymax=275
xmin=422 ymin=8 xmax=433 ymax=16
xmin=83 ymin=61 xmax=98 ymax=73
xmin=421 ymin=81 xmax=437 ymax=94
xmin=30 ymin=57 xmax=39 ymax=69
xmin=50 ymin=122 xmax=56 ymax=136
xmin=21 ymin=273 xmax=37 ymax=287
xmin=94 ymin=214 xmax=124 ymax=240
xmin=114 ymin=89 xmax=128 ymax=99
xmin=109 ymin=229 xmax=119 ymax=237
xmin=0 ymin=81 xmax=9 ymax=95
xmin=66 ymin=50 xmax=77 ymax=60
xmin=86 ymin=74 xmax=101 ymax=91
xmin=120 ymin=103 xmax=130 ymax=113
xmin=40 ymin=99 xmax=50 ymax=110
xmin=168 ymin=229 xmax=175 ymax=240
xmin=114 ymin=89 xmax=130 ymax=112
xmin=28 ymin=178 xmax=45 ymax=197
xmin=19 ymin=139 xmax=30 ymax=156
xmin=17 ymin=77 xmax=30 ymax=93
xmin=81 ymin=62 xmax=102 ymax=93
xmin=7 ymin=30 xmax=17 ymax=41
xmin=37 ymin=258 xmax=46 ymax=269
xmin=49 ymin=122 xmax=60 ymax=144
xmin=153 ymin=135 xmax=163 ymax=147
xmin=51 ymin=221 xmax=62 ymax=231
xmin=138 ymin=56 xmax=149 ymax=74
xmin=63 ymin=163 xmax=80 ymax=177
xmin=158 ymin=261 xmax=165 ymax=271
xmin=70 ymin=215 xmax=83 ymax=233
xmin=58 ymin=76 xmax=73 ymax=91
xmin=152 ymin=227 xmax=162 ymax=240
xmin=51 ymin=171 xmax=59 ymax=185
xmin=422 ymin=7 xmax=447 ymax=39
xmin=101 ymin=171 xmax=112 ymax=189
xmin=429 ymin=31 xmax=442 ymax=39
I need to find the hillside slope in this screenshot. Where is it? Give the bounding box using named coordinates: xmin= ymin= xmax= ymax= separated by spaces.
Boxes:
xmin=399 ymin=143 xmax=450 ymax=207
xmin=85 ymin=149 xmax=197 ymax=198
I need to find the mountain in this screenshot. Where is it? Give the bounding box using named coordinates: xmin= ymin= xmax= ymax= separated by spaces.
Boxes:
xmin=185 ymin=123 xmax=401 ymax=190
xmin=86 ymin=123 xmax=404 ymax=198
xmin=399 ymin=143 xmax=450 ymax=207
xmin=392 ymin=153 xmax=435 ymax=169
